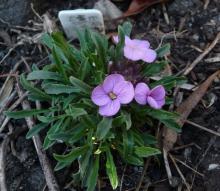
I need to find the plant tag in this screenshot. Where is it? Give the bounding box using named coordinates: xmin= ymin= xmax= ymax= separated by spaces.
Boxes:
xmin=58 ymin=9 xmax=105 ymax=39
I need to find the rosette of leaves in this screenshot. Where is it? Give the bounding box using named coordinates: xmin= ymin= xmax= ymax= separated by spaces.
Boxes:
xmin=5 ymin=22 xmax=185 ymax=191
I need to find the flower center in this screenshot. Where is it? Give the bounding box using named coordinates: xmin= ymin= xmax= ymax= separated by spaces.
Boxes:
xmin=108 ymin=92 xmax=117 ymax=100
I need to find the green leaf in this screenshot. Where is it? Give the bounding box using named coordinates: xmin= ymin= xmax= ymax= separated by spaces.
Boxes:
xmin=145 ymin=108 xmax=179 ymax=120
xmin=41 ymin=33 xmax=53 ymax=49
xmin=86 ymin=156 xmax=100 ymax=191
xmin=122 ymin=111 xmax=132 ymax=130
xmin=141 ymin=133 xmax=157 ymax=145
xmin=156 ymin=43 xmax=171 ymax=58
xmin=122 ymin=130 xmax=134 ymax=157
xmin=118 ymin=146 xmax=144 ymax=166
xmin=43 ymin=135 xmax=56 ymax=150
xmin=96 ymin=117 xmax=112 ymax=140
xmin=79 ymin=148 xmax=92 ymax=178
xmin=54 ymin=161 xmax=71 ymax=171
xmin=160 ymin=118 xmax=181 ymax=132
xmin=106 ymin=150 xmax=118 ymax=189
xmin=54 ymin=145 xmax=89 ymax=163
xmin=92 ymin=32 xmax=108 ymax=67
xmin=150 ymin=76 xmax=187 ymax=90
xmin=78 ymin=57 xmax=91 ymax=81
xmin=5 ymin=109 xmax=50 ymax=119
xmin=20 ymin=74 xmax=51 ymax=101
xmin=69 ymin=76 xmax=92 ymax=94
xmin=124 ymin=155 xmax=144 ymax=166
xmin=26 ymin=123 xmax=48 ymax=139
xmin=65 ymin=107 xmax=87 ymax=119
xmin=142 ymin=61 xmax=167 ymax=77
xmin=114 ymin=26 xmax=125 ymax=60
xmin=134 ymin=146 xmax=161 ymax=158
xmin=43 ymin=119 xmax=64 ymax=150
xmin=42 ymin=83 xmax=80 ymax=94
xmin=121 ymin=22 xmax=132 ymax=36
xmin=52 ymin=46 xmax=68 ymax=82
xmin=27 ymin=71 xmax=63 ymax=81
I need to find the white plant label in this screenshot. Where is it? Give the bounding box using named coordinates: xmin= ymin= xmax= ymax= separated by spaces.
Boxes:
xmin=58 ymin=9 xmax=105 ymax=39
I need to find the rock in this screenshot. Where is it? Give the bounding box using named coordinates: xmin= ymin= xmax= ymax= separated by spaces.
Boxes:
xmin=58 ymin=9 xmax=105 ymax=39
xmin=168 ymin=0 xmax=202 ymax=16
xmin=0 ymin=0 xmax=36 ymax=26
xmin=94 ymin=0 xmax=123 ymax=20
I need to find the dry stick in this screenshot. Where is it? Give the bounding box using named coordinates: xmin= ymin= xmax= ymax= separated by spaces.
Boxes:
xmin=135 ymin=158 xmax=151 ymax=191
xmin=0 ymin=42 xmax=23 ymax=65
xmin=186 ymin=120 xmax=220 ymax=137
xmin=119 ymin=164 xmax=127 ymax=191
xmin=184 ymin=32 xmax=220 ymax=75
xmin=0 ymin=90 xmax=16 ymax=114
xmin=169 ymin=154 xmax=191 ymax=191
xmin=16 ymin=85 xmax=60 ymax=191
xmin=0 ymin=135 xmax=9 ymax=191
xmin=203 ymin=0 xmax=210 ymax=9
xmin=172 ymin=156 xmax=204 ymax=177
xmin=0 ymin=91 xmax=28 ymax=133
xmin=163 ymin=148 xmax=173 ymax=186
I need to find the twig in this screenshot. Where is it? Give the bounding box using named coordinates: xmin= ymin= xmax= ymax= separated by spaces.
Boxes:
xmin=169 ymin=154 xmax=191 ymax=191
xmin=120 ymin=164 xmax=127 ymax=191
xmin=135 ymin=158 xmax=151 ymax=191
xmin=172 ymin=156 xmax=204 ymax=177
xmin=31 ymin=3 xmax=43 ymax=22
xmin=0 ymin=135 xmax=9 ymax=191
xmin=0 ymin=42 xmax=23 ymax=65
xmin=162 ymin=3 xmax=169 ymax=25
xmin=190 ymin=136 xmax=216 ymax=189
xmin=203 ymin=0 xmax=210 ymax=9
xmin=186 ymin=120 xmax=220 ymax=137
xmin=163 ymin=148 xmax=173 ymax=186
xmin=183 ymin=32 xmax=220 ymax=75
xmin=16 ymin=83 xmax=60 ymax=191
xmin=0 ymin=91 xmax=28 ymax=133
xmin=0 ymin=91 xmax=16 ymax=114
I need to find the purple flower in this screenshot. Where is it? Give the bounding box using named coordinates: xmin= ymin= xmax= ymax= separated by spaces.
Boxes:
xmin=134 ymin=83 xmax=165 ymax=109
xmin=91 ymin=74 xmax=134 ymax=117
xmin=113 ymin=35 xmax=157 ymax=63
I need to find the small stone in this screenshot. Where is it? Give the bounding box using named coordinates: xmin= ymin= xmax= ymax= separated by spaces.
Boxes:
xmin=94 ymin=0 xmax=123 ymax=20
xmin=58 ymin=9 xmax=105 ymax=39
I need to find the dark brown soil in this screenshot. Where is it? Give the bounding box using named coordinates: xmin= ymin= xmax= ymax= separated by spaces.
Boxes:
xmin=1 ymin=0 xmax=220 ymax=190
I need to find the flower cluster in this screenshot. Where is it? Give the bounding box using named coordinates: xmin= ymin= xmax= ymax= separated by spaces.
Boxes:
xmin=92 ymin=36 xmax=165 ymax=117
xmin=91 ymin=74 xmax=166 ymax=116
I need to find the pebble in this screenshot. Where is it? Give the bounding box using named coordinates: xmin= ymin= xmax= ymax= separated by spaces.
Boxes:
xmin=58 ymin=9 xmax=105 ymax=39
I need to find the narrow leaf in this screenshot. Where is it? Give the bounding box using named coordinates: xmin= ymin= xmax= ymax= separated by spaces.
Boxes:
xmin=134 ymin=146 xmax=161 ymax=157
xmin=70 ymin=76 xmax=92 ymax=94
xmin=5 ymin=109 xmax=50 ymax=119
xmin=26 ymin=123 xmax=48 ymax=139
xmin=96 ymin=117 xmax=112 ymax=140
xmin=106 ymin=150 xmax=118 ymax=189
xmin=27 ymin=71 xmax=63 ymax=81
xmin=54 ymin=145 xmax=89 ymax=163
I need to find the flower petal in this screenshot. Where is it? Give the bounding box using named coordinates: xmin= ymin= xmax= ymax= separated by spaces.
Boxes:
xmin=150 ymin=85 xmax=166 ymax=100
xmin=124 ymin=46 xmax=146 ymax=61
xmin=99 ymin=99 xmax=121 ymax=117
xmin=103 ymin=74 xmax=125 ymax=93
xmin=131 ymin=39 xmax=150 ymax=49
xmin=113 ymin=81 xmax=134 ymax=104
xmin=91 ymin=85 xmax=111 ymax=106
xmin=147 ymin=96 xmax=161 ymax=109
xmin=156 ymin=99 xmax=165 ymax=108
xmin=142 ymin=48 xmax=157 ymax=63
xmin=134 ymin=83 xmax=150 ymax=105
xmin=113 ymin=35 xmax=119 ymax=44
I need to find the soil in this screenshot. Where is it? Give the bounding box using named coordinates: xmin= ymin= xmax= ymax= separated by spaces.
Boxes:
xmin=1 ymin=0 xmax=220 ymax=190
